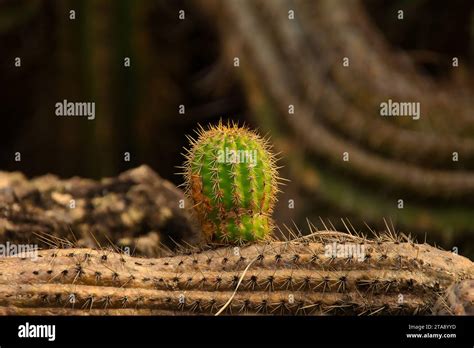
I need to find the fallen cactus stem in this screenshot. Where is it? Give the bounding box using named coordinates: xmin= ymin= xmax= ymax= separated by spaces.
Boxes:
xmin=0 ymin=232 xmax=472 ymax=315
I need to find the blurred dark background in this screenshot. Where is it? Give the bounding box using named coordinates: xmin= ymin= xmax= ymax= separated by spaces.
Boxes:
xmin=1 ymin=0 xmax=474 ymax=258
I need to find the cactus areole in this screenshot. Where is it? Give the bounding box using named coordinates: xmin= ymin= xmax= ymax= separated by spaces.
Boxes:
xmin=183 ymin=122 xmax=281 ymax=243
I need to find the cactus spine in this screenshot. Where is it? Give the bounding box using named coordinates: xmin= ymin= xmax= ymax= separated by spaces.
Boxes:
xmin=183 ymin=122 xmax=280 ymax=243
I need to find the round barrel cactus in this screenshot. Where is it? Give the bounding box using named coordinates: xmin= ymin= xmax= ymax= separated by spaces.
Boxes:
xmin=182 ymin=122 xmax=281 ymax=243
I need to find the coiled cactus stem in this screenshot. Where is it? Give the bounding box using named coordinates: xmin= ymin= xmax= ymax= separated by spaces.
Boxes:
xmin=183 ymin=122 xmax=281 ymax=243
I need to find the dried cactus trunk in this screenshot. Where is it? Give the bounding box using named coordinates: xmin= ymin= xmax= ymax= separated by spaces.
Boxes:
xmin=0 ymin=165 xmax=200 ymax=256
xmin=0 ymin=233 xmax=472 ymax=315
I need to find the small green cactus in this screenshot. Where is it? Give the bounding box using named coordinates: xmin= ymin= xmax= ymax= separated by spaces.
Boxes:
xmin=182 ymin=121 xmax=281 ymax=243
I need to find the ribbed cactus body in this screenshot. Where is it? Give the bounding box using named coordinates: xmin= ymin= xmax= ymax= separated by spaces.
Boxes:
xmin=183 ymin=122 xmax=279 ymax=243
xmin=1 ymin=234 xmax=472 ymax=315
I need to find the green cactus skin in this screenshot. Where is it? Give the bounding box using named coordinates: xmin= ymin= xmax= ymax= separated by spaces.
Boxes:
xmin=182 ymin=121 xmax=281 ymax=243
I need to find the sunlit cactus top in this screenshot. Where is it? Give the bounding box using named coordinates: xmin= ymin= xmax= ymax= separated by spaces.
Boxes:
xmin=182 ymin=121 xmax=281 ymax=243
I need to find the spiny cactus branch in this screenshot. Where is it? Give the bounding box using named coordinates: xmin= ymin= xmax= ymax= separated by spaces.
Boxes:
xmin=0 ymin=231 xmax=472 ymax=315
